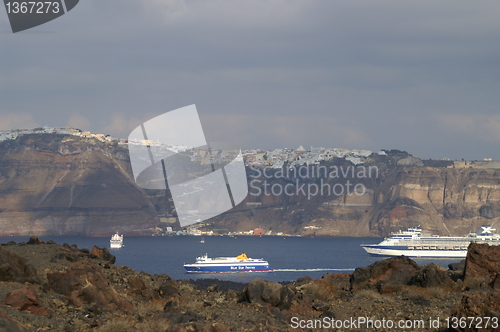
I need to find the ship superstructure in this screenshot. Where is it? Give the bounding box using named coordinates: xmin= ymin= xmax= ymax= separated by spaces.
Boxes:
xmin=362 ymin=225 xmax=500 ymax=257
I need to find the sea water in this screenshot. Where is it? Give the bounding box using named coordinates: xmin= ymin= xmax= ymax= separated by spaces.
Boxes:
xmin=0 ymin=235 xmax=462 ymax=283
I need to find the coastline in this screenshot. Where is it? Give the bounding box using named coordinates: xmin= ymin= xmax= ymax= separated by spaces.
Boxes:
xmin=0 ymin=237 xmax=498 ymax=331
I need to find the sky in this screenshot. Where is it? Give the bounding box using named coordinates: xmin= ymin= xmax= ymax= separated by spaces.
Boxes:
xmin=1 ymin=0 xmax=500 ymax=160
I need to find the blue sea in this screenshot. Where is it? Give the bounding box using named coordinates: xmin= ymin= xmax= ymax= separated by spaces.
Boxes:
xmin=0 ymin=235 xmax=463 ymax=283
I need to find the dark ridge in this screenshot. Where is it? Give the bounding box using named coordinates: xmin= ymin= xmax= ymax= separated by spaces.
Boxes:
xmin=188 ymin=278 xmax=247 ymax=292
xmin=422 ymin=159 xmax=454 ymax=167
xmin=188 ymin=278 xmax=292 ymax=292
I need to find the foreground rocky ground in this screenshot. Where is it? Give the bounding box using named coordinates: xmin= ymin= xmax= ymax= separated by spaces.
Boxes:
xmin=0 ymin=238 xmax=499 ymax=331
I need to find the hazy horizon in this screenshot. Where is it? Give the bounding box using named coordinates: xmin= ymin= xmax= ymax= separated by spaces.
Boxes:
xmin=2 ymin=1 xmax=500 ymax=161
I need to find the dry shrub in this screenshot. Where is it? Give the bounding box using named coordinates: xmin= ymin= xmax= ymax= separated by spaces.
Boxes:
xmin=399 ymin=285 xmax=429 ymax=298
xmin=379 ymin=283 xmax=405 ymax=294
xmin=179 ymin=284 xmax=195 ymax=293
xmin=353 ymin=289 xmax=382 ymax=300
xmin=135 ymin=298 xmax=167 ymax=314
xmin=135 ymin=318 xmax=171 ymax=332
xmin=96 ymin=318 xmax=135 ymax=332
xmin=97 ymin=316 xmax=171 ymax=332
xmin=302 ymin=279 xmax=337 ymax=301
xmin=426 ymin=286 xmax=451 ymax=299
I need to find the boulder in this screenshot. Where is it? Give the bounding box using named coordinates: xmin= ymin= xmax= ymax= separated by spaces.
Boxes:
xmin=126 ymin=276 xmax=147 ymax=296
xmin=158 ymin=277 xmax=179 ymax=298
xmin=300 ymin=278 xmax=337 ymax=301
xmin=54 ymin=245 xmax=88 ymax=262
xmin=0 ymin=246 xmax=38 ymax=283
xmin=90 ymin=246 xmax=116 ymax=264
xmin=450 ymin=291 xmax=500 ymax=332
xmin=321 ymin=272 xmax=351 ymax=290
xmin=409 ymin=263 xmax=454 ymax=288
xmin=463 ymin=243 xmax=500 ymax=290
xmin=350 ymin=256 xmax=419 ymax=291
xmin=0 ymin=310 xmax=27 ymax=332
xmin=3 ymin=287 xmax=50 ymax=316
xmin=293 ymin=276 xmax=312 ymax=287
xmin=449 ymin=259 xmax=466 ymax=272
xmin=26 ymin=236 xmax=44 ymax=245
xmin=47 ymin=258 xmax=132 ymax=311
xmin=241 ymin=279 xmax=295 ymax=309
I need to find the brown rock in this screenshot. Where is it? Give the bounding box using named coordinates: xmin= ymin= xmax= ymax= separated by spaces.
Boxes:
xmin=90 ymin=246 xmax=116 ymax=264
xmin=47 ymin=258 xmax=132 ymax=311
xmin=54 ymin=245 xmax=88 ymax=262
xmin=322 ymin=272 xmax=351 ymax=291
xmin=450 ymin=290 xmax=500 ymax=332
xmin=4 ymin=287 xmax=50 ymax=316
xmin=301 ymin=278 xmax=337 ymax=301
xmin=463 ymin=243 xmax=500 ymax=290
xmin=350 ymin=256 xmax=419 ymax=291
xmin=158 ymin=277 xmax=179 ymax=298
xmin=26 ymin=236 xmax=44 ymax=245
xmin=126 ymin=276 xmax=147 ymax=296
xmin=449 ymin=259 xmax=466 ymax=272
xmin=0 ymin=310 xmax=27 ymax=331
xmin=0 ymin=246 xmax=38 ymax=283
xmin=242 ymin=279 xmax=295 ymax=309
xmin=409 ymin=263 xmax=454 ymax=288
xmin=293 ymin=276 xmax=312 ymax=287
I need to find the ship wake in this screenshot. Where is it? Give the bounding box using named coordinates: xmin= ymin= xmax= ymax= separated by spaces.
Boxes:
xmin=274 ymin=268 xmax=355 ymax=272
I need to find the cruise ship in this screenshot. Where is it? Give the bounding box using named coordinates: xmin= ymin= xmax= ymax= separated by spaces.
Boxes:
xmin=184 ymin=253 xmax=273 ymax=273
xmin=361 ymin=225 xmax=500 ymax=257
xmin=110 ymin=232 xmax=124 ymax=249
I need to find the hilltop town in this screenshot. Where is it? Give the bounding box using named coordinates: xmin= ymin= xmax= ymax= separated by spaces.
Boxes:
xmin=3 ymin=127 xmax=497 ymax=170
xmin=1 ymin=128 xmax=500 ymax=239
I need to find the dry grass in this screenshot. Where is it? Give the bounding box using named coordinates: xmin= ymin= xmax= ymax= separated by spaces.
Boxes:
xmin=379 ymin=283 xmax=405 ymax=294
xmin=134 ymin=298 xmax=167 ymax=314
xmin=134 ymin=318 xmax=171 ymax=332
xmin=426 ymin=286 xmax=451 ymax=299
xmin=96 ymin=316 xmax=171 ymax=332
xmin=96 ymin=318 xmax=135 ymax=332
xmin=353 ymin=289 xmax=382 ymax=300
xmin=179 ymin=284 xmax=195 ymax=293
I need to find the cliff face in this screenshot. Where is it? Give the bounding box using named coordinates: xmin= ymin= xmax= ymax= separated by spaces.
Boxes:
xmin=1 ymin=134 xmax=500 ymax=237
xmin=211 ymin=154 xmax=500 ymax=237
xmin=0 ymin=134 xmax=158 ymax=236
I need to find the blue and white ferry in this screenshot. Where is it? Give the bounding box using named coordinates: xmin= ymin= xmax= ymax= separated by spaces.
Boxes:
xmin=361 ymin=225 xmax=500 ymax=258
xmin=184 ymin=253 xmax=273 ymax=273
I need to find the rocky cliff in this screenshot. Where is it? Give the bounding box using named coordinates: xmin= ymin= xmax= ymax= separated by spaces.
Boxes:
xmin=1 ymin=134 xmax=500 ymax=237
xmin=0 ymin=238 xmax=498 ymax=331
xmin=0 ymin=134 xmax=158 ymax=236
xmin=211 ymin=152 xmax=500 ymax=237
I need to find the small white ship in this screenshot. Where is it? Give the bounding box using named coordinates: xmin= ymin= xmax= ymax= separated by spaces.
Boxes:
xmin=362 ymin=225 xmax=500 ymax=257
xmin=110 ymin=232 xmax=124 ymax=249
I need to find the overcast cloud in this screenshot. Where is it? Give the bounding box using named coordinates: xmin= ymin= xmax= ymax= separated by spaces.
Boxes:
xmin=1 ymin=0 xmax=499 ymax=160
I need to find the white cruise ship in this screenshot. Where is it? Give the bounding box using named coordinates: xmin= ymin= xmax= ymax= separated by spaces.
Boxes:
xmin=361 ymin=225 xmax=500 ymax=257
xmin=110 ymin=232 xmax=124 ymax=249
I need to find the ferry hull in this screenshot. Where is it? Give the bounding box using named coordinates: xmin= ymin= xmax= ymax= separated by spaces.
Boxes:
xmin=362 ymin=245 xmax=467 ymax=258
